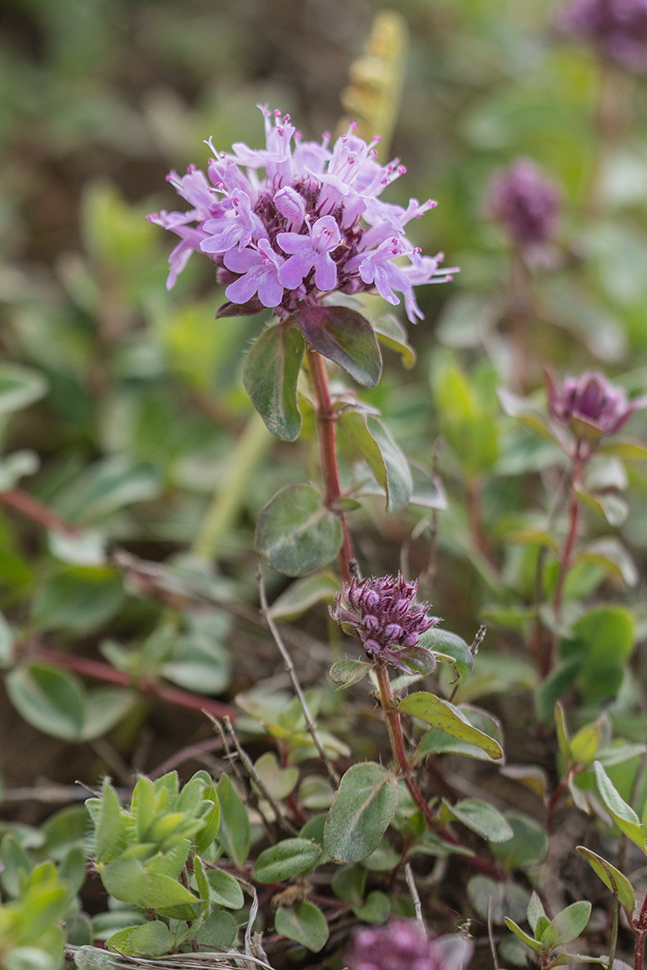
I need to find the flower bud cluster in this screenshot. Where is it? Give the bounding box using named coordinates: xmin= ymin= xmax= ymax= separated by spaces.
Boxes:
xmin=487 ymin=159 xmax=561 ymax=253
xmin=345 ymin=919 xmax=473 ymax=970
xmin=331 ymin=572 xmax=437 ymax=669
xmin=546 ymin=369 xmax=647 ymax=448
xmin=149 ymin=106 xmax=454 ymax=322
xmin=559 ymin=0 xmax=647 ymax=73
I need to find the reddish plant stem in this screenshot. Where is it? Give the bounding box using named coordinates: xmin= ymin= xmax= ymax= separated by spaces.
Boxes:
xmin=633 ymin=891 xmax=647 ymax=970
xmin=31 ymin=644 xmax=237 ymax=721
xmin=373 ymin=664 xmax=502 ymax=879
xmin=0 ymin=488 xmax=80 ymax=537
xmin=306 ymin=347 xmax=354 ymax=583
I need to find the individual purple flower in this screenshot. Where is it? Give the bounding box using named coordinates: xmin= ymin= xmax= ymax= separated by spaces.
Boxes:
xmin=345 ymin=919 xmax=473 ymax=970
xmin=148 ymin=105 xmax=453 ymax=321
xmin=487 ymin=159 xmax=561 ymax=253
xmin=277 ymin=215 xmax=342 ymax=290
xmin=223 ymin=238 xmax=285 ymax=308
xmin=546 ymin=369 xmax=647 ymax=449
xmin=330 ymin=572 xmax=438 ymax=671
xmin=559 ymin=0 xmax=647 ymax=73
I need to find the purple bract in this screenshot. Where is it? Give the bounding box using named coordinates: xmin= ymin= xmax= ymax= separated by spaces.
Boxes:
xmin=345 ymin=919 xmax=473 ymax=970
xmin=487 ymin=159 xmax=561 ymax=253
xmin=546 ymin=369 xmax=647 ymax=445
xmin=148 ymin=106 xmax=454 ymax=322
xmin=559 ymin=0 xmax=647 ymax=72
xmin=330 ymin=572 xmax=438 ymax=670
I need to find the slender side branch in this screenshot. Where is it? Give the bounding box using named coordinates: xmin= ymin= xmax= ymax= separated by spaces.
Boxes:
xmin=545 ymin=442 xmax=585 ymax=675
xmin=258 ymin=570 xmax=340 ymax=787
xmin=31 ymin=643 xmax=236 ymax=721
xmin=0 ymin=488 xmax=81 ymax=537
xmin=305 ymin=346 xmax=354 ymax=582
xmin=405 ymin=862 xmax=423 ymax=925
xmin=222 ymin=715 xmax=297 ymax=836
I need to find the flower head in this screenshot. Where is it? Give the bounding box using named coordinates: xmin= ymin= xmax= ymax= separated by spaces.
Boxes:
xmin=330 ymin=572 xmax=438 ymax=671
xmin=345 ymin=919 xmax=473 ymax=970
xmin=148 ymin=107 xmax=453 ymax=321
xmin=546 ymin=369 xmax=647 ymax=448
xmin=559 ymin=0 xmax=647 ymax=73
xmin=487 ymin=159 xmax=561 ymax=253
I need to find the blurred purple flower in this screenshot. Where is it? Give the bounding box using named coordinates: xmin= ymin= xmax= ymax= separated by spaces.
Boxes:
xmin=330 ymin=572 xmax=438 ymax=670
xmin=546 ymin=369 xmax=647 ymax=445
xmin=487 ymin=159 xmax=561 ymax=253
xmin=345 ymin=919 xmax=473 ymax=970
xmin=559 ymin=0 xmax=647 ymax=72
xmin=149 ymin=106 xmax=455 ymax=321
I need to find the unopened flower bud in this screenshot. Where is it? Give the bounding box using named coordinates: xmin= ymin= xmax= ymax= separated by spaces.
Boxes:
xmin=330 ymin=572 xmax=439 ymax=670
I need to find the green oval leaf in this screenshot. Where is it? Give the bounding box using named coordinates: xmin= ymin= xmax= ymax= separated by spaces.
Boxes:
xmin=268 ymin=571 xmax=341 ymax=621
xmin=540 ymin=901 xmax=591 ymax=949
xmin=372 ymin=314 xmax=416 ymax=368
xmin=324 ymin=763 xmax=398 ymax=863
xmin=106 ymin=921 xmax=171 ymax=958
xmin=338 ymin=411 xmax=412 ymax=513
xmin=140 ymin=872 xmax=199 ymax=918
xmin=216 ymin=774 xmax=250 ymax=868
xmin=93 ymin=779 xmax=127 ymax=865
xmin=418 ymin=628 xmax=474 ymax=682
xmin=504 ymin=917 xmax=544 ymax=954
xmin=255 ymin=484 xmax=342 ymax=576
xmin=6 ymin=663 xmax=86 ymax=741
xmin=101 ymin=859 xmax=146 ymax=903
xmin=415 ymin=705 xmax=504 ymax=763
xmin=594 ymin=761 xmax=645 ymax=851
xmin=491 ymin=813 xmax=548 ymax=870
xmin=32 ymin=566 xmax=125 ymax=634
xmin=204 ymin=867 xmax=245 ymax=909
xmin=444 ymin=798 xmax=513 ymax=843
xmin=576 ymin=846 xmax=635 ymax=915
xmin=253 ymin=838 xmax=322 ymax=884
xmin=274 ymin=900 xmax=329 ymax=953
xmin=329 ymin=659 xmax=372 ymax=690
xmin=297 ymin=304 xmax=382 ymax=387
xmin=399 ymin=692 xmax=503 ymax=760
xmin=243 ymin=321 xmax=304 ymax=441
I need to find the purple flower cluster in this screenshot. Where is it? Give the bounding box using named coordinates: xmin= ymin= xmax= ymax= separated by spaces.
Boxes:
xmin=487 ymin=159 xmax=561 ymax=253
xmin=331 ymin=573 xmax=437 ymax=670
xmin=546 ymin=369 xmax=647 ymax=447
xmin=148 ymin=106 xmax=453 ymax=322
xmin=559 ymin=0 xmax=647 ymax=73
xmin=345 ymin=920 xmax=473 ymax=970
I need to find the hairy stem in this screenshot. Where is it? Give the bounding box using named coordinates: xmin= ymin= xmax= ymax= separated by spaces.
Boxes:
xmin=259 ymin=569 xmax=340 ymax=787
xmin=373 ymin=664 xmax=501 ymax=878
xmin=634 ymin=890 xmax=647 ymax=970
xmin=306 ymin=347 xmax=354 ymax=582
